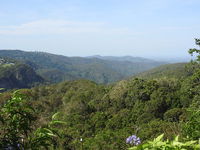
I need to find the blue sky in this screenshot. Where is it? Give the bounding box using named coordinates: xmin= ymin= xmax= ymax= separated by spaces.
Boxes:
xmin=0 ymin=0 xmax=199 ymax=59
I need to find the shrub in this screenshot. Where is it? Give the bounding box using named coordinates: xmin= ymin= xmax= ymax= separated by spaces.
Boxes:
xmin=129 ymin=134 xmax=200 ymax=150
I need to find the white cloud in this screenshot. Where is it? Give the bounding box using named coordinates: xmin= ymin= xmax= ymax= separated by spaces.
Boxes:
xmin=0 ymin=20 xmax=130 ymax=35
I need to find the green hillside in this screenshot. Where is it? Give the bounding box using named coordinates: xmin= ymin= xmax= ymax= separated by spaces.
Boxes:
xmin=0 ymin=50 xmax=164 ymax=84
xmin=1 ymin=49 xmax=200 ymax=149
xmin=0 ymin=40 xmax=200 ymax=149
xmin=1 ymin=64 xmax=199 ymax=149
xmin=134 ymin=63 xmax=188 ymax=80
xmin=0 ymin=58 xmax=44 ymax=90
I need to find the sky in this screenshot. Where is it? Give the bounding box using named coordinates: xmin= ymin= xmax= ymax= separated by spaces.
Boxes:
xmin=0 ymin=0 xmax=199 ymax=60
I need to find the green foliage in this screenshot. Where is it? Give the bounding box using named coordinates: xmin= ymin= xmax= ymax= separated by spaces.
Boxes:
xmin=0 ymin=39 xmax=200 ymax=149
xmin=179 ymin=69 xmax=200 ymax=107
xmin=0 ymin=91 xmax=64 ymax=149
xmin=129 ymin=134 xmax=200 ymax=150
xmin=188 ymin=38 xmax=200 ymax=62
xmin=0 ymin=91 xmax=36 ymax=148
xmin=0 ymin=63 xmax=44 ymax=90
xmin=27 ymin=112 xmax=66 ymax=150
xmin=164 ymin=108 xmax=184 ymax=122
xmin=183 ymin=102 xmax=200 ymax=140
xmin=0 ymin=69 xmax=199 ymax=149
xmin=1 ymin=70 xmax=199 ymax=149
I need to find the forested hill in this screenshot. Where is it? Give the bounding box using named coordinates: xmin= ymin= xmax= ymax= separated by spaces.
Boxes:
xmin=134 ymin=63 xmax=189 ymax=80
xmin=0 ymin=40 xmax=200 ymax=149
xmin=0 ymin=58 xmax=44 ymax=90
xmin=0 ymin=50 xmax=165 ymax=84
xmin=0 ymin=59 xmax=199 ymax=149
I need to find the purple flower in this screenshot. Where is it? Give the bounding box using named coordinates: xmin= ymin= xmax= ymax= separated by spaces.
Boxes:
xmin=126 ymin=135 xmax=141 ymax=145
xmin=17 ymin=143 xmax=20 ymax=148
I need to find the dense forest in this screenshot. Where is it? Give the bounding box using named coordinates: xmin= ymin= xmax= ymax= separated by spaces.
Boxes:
xmin=0 ymin=39 xmax=200 ymax=149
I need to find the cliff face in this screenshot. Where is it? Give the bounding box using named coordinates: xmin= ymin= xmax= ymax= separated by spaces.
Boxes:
xmin=0 ymin=63 xmax=44 ymax=90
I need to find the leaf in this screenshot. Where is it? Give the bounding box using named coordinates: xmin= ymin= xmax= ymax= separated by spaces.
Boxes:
xmin=155 ymin=134 xmax=164 ymax=142
xmin=42 ymin=128 xmax=53 ymax=134
xmin=52 ymin=112 xmax=60 ymax=120
xmin=184 ymin=140 xmax=196 ymax=146
xmin=174 ymin=135 xmax=179 ymax=142
xmin=46 ymin=133 xmax=56 ymax=137
xmin=50 ymin=120 xmax=66 ymax=125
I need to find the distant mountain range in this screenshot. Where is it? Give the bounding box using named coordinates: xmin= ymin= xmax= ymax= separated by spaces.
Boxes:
xmin=0 ymin=50 xmax=166 ymax=89
xmin=87 ymin=55 xmax=159 ymax=63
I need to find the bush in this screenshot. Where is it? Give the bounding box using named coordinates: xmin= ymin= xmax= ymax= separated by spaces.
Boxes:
xmin=164 ymin=108 xmax=184 ymax=122
xmin=129 ymin=134 xmax=200 ymax=150
xmin=0 ymin=91 xmax=64 ymax=149
xmin=183 ymin=102 xmax=200 ymax=140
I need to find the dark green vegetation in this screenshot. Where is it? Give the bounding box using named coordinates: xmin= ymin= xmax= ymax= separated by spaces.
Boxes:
xmin=0 ymin=50 xmax=164 ymax=84
xmin=0 ymin=58 xmax=44 ymax=90
xmin=0 ymin=91 xmax=64 ymax=149
xmin=0 ymin=61 xmax=199 ymax=149
xmin=0 ymin=39 xmax=199 ymax=149
xmin=134 ymin=63 xmax=188 ymax=79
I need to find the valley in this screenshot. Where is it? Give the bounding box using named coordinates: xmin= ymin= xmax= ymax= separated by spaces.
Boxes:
xmin=0 ymin=46 xmax=199 ymax=149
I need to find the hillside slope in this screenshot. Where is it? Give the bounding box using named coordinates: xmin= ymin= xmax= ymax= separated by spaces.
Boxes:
xmin=0 ymin=50 xmax=165 ymax=84
xmin=0 ymin=59 xmax=44 ymax=90
xmin=0 ymin=58 xmax=199 ymax=149
xmin=134 ymin=63 xmax=188 ymax=79
xmin=1 ymin=66 xmax=197 ymax=149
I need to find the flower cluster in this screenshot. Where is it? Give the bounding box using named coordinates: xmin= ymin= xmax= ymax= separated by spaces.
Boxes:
xmin=4 ymin=143 xmax=24 ymax=150
xmin=126 ymin=135 xmax=141 ymax=145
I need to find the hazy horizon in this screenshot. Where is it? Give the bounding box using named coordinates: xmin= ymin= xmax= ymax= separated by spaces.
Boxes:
xmin=0 ymin=49 xmax=192 ymax=63
xmin=0 ymin=0 xmax=199 ymax=59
